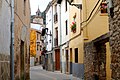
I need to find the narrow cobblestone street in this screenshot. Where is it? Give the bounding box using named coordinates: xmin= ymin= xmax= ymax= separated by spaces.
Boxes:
xmin=30 ymin=65 xmax=82 ymax=80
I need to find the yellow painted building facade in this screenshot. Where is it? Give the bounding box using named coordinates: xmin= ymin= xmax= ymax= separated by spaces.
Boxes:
xmin=68 ymin=0 xmax=84 ymax=78
xmin=30 ymin=29 xmax=37 ymax=57
xmin=82 ymin=0 xmax=111 ymax=80
xmin=68 ymin=0 xmax=111 ymax=79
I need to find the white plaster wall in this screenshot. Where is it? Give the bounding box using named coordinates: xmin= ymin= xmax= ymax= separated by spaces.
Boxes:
xmin=0 ymin=0 xmax=11 ymax=55
xmin=59 ymin=0 xmax=70 ymax=45
xmin=46 ymin=6 xmax=53 ymax=51
xmin=31 ymin=23 xmax=43 ymax=31
xmin=52 ymin=3 xmax=59 ymax=47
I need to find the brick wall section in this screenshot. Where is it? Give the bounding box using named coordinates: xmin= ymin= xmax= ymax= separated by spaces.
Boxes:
xmin=109 ymin=0 xmax=120 ymax=79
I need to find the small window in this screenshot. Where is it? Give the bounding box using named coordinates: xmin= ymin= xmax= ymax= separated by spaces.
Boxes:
xmin=37 ymin=45 xmax=39 ymax=51
xmin=37 ymin=33 xmax=39 ymax=40
xmin=24 ymin=0 xmax=26 ymax=15
xmin=55 ymin=4 xmax=57 ymax=13
xmin=75 ymin=48 xmax=78 ymax=63
xmin=101 ymin=1 xmax=107 ymax=13
xmin=65 ymin=20 xmax=68 ymax=35
xmin=65 ymin=0 xmax=67 ymax=11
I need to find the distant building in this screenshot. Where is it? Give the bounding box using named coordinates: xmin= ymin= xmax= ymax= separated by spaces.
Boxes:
xmin=30 ymin=7 xmax=45 ymax=66
xmin=44 ymin=1 xmax=53 ymax=71
xmin=30 ymin=28 xmax=42 ymax=65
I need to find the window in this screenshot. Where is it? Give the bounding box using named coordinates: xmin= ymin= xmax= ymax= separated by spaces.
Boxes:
xmin=55 ymin=4 xmax=57 ymax=13
xmin=101 ymin=0 xmax=107 ymax=13
xmin=75 ymin=48 xmax=78 ymax=63
xmin=65 ymin=0 xmax=67 ymax=11
xmin=40 ymin=46 xmax=41 ymax=51
xmin=37 ymin=33 xmax=39 ymax=40
xmin=40 ymin=35 xmax=41 ymax=41
xmin=37 ymin=45 xmax=39 ymax=51
xmin=24 ymin=0 xmax=26 ymax=15
xmin=54 ymin=4 xmax=58 ymax=23
xmin=65 ymin=20 xmax=68 ymax=35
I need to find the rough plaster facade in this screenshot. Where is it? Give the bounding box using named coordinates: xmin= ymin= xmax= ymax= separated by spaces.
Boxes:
xmin=14 ymin=0 xmax=30 ymax=79
xmin=109 ymin=0 xmax=120 ymax=79
xmin=0 ymin=0 xmax=11 ymax=80
xmin=84 ymin=33 xmax=109 ymax=80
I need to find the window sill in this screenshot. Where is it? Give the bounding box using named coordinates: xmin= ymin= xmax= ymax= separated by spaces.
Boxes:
xmin=100 ymin=13 xmax=108 ymax=16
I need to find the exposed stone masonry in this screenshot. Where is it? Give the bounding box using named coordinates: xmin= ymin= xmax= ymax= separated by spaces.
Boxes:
xmin=0 ymin=54 xmax=10 ymax=80
xmin=84 ymin=41 xmax=107 ymax=80
xmin=84 ymin=42 xmax=96 ymax=80
xmin=109 ymin=0 xmax=120 ymax=79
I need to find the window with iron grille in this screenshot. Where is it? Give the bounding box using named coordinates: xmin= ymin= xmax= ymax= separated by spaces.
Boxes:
xmin=75 ymin=48 xmax=78 ymax=63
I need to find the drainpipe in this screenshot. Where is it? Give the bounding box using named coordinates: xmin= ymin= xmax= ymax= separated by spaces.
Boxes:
xmin=10 ymin=0 xmax=14 ymax=80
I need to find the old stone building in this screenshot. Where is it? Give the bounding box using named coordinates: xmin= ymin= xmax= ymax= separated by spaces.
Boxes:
xmin=14 ymin=0 xmax=31 ymax=80
xmin=109 ymin=0 xmax=120 ymax=80
xmin=0 ymin=0 xmax=30 ymax=80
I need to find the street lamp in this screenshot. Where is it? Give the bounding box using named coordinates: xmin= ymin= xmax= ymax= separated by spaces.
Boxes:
xmin=67 ymin=0 xmax=82 ymax=9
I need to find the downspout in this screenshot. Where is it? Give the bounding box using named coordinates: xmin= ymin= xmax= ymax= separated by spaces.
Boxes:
xmin=10 ymin=0 xmax=14 ymax=80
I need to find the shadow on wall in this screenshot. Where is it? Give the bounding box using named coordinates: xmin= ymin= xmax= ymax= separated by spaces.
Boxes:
xmin=72 ymin=63 xmax=84 ymax=79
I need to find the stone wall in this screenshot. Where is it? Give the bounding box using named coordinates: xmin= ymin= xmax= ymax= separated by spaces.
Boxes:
xmin=84 ymin=42 xmax=97 ymax=80
xmin=109 ymin=0 xmax=120 ymax=79
xmin=0 ymin=54 xmax=10 ymax=80
xmin=84 ymin=40 xmax=107 ymax=80
xmin=14 ymin=0 xmax=30 ymax=79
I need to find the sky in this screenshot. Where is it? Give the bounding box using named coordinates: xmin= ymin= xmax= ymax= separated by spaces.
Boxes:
xmin=30 ymin=0 xmax=52 ymax=15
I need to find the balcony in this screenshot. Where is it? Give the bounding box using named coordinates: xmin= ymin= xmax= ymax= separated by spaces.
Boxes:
xmin=54 ymin=13 xmax=58 ymax=23
xmin=54 ymin=38 xmax=58 ymax=47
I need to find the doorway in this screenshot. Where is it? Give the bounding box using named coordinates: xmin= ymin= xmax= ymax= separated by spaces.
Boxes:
xmin=66 ymin=50 xmax=69 ymax=72
xmin=55 ymin=49 xmax=60 ymax=70
xmin=20 ymin=41 xmax=25 ymax=80
xmin=70 ymin=48 xmax=72 ymax=74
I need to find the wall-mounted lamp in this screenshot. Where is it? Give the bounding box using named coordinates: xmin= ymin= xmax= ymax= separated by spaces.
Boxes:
xmin=67 ymin=0 xmax=82 ymax=9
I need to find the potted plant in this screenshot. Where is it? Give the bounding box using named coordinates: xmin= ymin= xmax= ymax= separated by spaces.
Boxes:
xmin=71 ymin=21 xmax=76 ymax=33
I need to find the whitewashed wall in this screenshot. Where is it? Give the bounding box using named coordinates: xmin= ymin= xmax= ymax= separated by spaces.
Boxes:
xmin=0 ymin=0 xmax=11 ymax=55
xmin=60 ymin=0 xmax=69 ymax=44
xmin=46 ymin=6 xmax=53 ymax=51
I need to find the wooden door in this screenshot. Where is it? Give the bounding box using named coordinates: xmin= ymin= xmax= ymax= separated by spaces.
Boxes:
xmin=66 ymin=50 xmax=69 ymax=72
xmin=55 ymin=49 xmax=60 ymax=70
